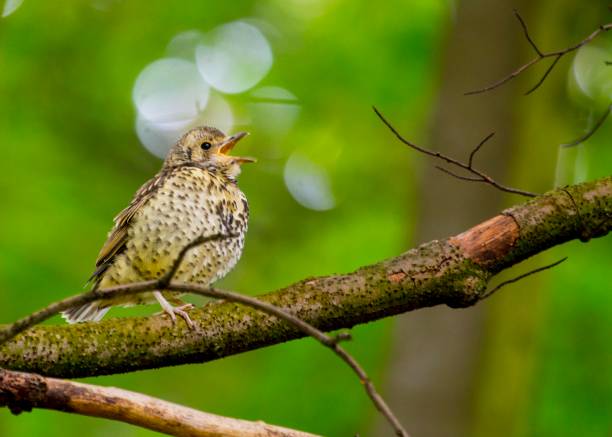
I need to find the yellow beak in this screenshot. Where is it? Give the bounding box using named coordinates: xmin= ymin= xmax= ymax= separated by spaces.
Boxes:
xmin=218 ymin=132 xmax=256 ymax=163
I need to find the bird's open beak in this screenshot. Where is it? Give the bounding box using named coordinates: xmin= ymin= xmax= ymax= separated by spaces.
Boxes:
xmin=218 ymin=132 xmax=256 ymax=164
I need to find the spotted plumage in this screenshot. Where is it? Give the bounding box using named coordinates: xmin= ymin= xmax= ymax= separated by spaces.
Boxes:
xmin=62 ymin=126 xmax=254 ymax=327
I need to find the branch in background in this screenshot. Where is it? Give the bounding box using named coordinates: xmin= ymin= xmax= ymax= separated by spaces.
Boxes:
xmin=561 ymin=104 xmax=612 ymax=147
xmin=480 ymin=257 xmax=568 ymax=300
xmin=0 ymin=368 xmax=318 ymax=437
xmin=373 ymin=107 xmax=537 ymax=197
xmin=0 ymin=243 xmax=409 ymax=436
xmin=465 ymin=10 xmax=612 ymax=95
xmin=0 ymin=177 xmax=609 ymax=379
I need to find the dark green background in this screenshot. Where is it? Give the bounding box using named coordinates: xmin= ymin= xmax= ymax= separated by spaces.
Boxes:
xmin=0 ymin=1 xmax=610 ymax=436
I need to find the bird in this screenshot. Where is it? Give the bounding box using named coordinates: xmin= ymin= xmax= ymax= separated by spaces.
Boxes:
xmin=61 ymin=126 xmax=255 ymax=328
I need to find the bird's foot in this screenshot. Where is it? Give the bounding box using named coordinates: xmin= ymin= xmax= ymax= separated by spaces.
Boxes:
xmin=153 ymin=291 xmax=195 ymax=329
xmin=166 ymin=306 xmax=195 ymax=329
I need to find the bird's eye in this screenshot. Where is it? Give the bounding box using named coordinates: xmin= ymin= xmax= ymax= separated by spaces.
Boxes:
xmin=201 ymin=142 xmax=212 ymax=150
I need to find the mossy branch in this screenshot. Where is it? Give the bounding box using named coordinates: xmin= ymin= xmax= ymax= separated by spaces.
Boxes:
xmin=0 ymin=238 xmax=410 ymax=436
xmin=0 ymin=176 xmax=610 ymax=379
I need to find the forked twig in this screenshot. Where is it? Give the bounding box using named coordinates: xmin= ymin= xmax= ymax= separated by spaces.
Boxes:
xmin=373 ymin=106 xmax=537 ymax=197
xmin=466 ymin=10 xmax=612 ymax=95
xmin=0 ymin=233 xmax=409 ymax=437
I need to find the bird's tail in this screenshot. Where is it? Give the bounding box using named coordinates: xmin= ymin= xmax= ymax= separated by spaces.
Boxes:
xmin=61 ymin=302 xmax=110 ymax=324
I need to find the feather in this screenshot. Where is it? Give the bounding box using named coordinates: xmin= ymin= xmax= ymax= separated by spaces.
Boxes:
xmin=90 ymin=171 xmax=169 ymax=286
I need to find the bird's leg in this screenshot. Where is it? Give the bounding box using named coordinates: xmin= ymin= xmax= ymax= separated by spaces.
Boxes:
xmin=153 ymin=291 xmax=195 ymax=329
xmin=166 ymin=295 xmax=195 ymax=312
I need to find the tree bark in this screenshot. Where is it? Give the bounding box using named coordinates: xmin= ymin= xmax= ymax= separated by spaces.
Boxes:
xmin=0 ymin=177 xmax=609 ymax=379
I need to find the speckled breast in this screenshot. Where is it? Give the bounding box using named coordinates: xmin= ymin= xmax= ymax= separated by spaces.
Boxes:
xmin=104 ymin=166 xmax=248 ymax=297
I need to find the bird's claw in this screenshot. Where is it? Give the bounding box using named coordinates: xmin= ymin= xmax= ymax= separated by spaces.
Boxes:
xmin=153 ymin=291 xmax=196 ymax=329
xmin=163 ymin=305 xmax=195 ymax=329
xmin=166 ymin=305 xmax=195 ymax=329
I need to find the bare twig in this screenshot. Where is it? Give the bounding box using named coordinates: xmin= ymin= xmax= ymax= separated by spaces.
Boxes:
xmin=0 ymin=368 xmax=318 ymax=437
xmin=177 ymin=283 xmax=410 ymax=436
xmin=562 ymin=104 xmax=612 ymax=147
xmin=466 ymin=10 xmax=612 ymax=95
xmin=524 ymin=54 xmax=562 ymax=95
xmin=435 ymin=166 xmax=482 ymax=182
xmin=468 ymin=131 xmax=495 ymax=167
xmin=0 ymin=232 xmax=234 ymax=346
xmin=0 ymin=233 xmax=410 ymax=437
xmin=373 ymin=106 xmax=537 ymax=197
xmin=481 ymin=257 xmax=568 ymax=300
xmin=514 ymin=8 xmax=543 ymax=57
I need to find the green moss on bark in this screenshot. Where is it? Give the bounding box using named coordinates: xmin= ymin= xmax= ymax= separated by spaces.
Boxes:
xmin=0 ymin=177 xmax=609 ymax=378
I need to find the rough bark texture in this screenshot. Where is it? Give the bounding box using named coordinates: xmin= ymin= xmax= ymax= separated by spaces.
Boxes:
xmin=0 ymin=177 xmax=609 ymax=379
xmin=0 ymin=368 xmax=317 ymax=437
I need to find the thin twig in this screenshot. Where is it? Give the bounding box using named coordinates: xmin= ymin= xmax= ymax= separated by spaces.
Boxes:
xmin=435 ymin=166 xmax=482 ymax=182
xmin=480 ymin=257 xmax=567 ymax=300
xmin=171 ymin=283 xmax=409 ymax=437
xmin=0 ymin=233 xmax=410 ymax=437
xmin=373 ymin=106 xmax=537 ymax=197
xmin=0 ymin=233 xmax=233 ymax=345
xmin=468 ymin=132 xmax=495 ymax=167
xmin=562 ymin=104 xmax=612 ymax=147
xmin=0 ymin=369 xmax=318 ymax=437
xmin=514 ymin=8 xmax=543 ymax=57
xmin=465 ymin=10 xmax=612 ymax=95
xmin=524 ymin=54 xmax=562 ymax=95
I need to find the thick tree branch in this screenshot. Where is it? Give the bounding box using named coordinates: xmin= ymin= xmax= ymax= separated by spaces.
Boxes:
xmin=0 ymin=243 xmax=409 ymax=436
xmin=0 ymin=230 xmax=408 ymax=434
xmin=0 ymin=368 xmax=318 ymax=437
xmin=0 ymin=177 xmax=609 ymax=378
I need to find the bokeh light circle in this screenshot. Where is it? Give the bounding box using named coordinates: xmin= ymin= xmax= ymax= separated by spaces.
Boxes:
xmin=166 ymin=30 xmax=204 ymax=59
xmin=284 ymin=153 xmax=336 ymax=211
xmin=196 ymin=21 xmax=273 ymax=94
xmin=135 ymin=116 xmax=192 ymax=159
xmin=248 ymin=87 xmax=300 ymax=137
xmin=2 ymin=0 xmax=24 ymax=17
xmin=136 ymin=94 xmax=234 ymax=159
xmin=133 ymin=58 xmax=210 ymax=123
xmin=572 ymin=45 xmax=612 ymax=104
xmin=191 ymin=93 xmax=234 ymax=134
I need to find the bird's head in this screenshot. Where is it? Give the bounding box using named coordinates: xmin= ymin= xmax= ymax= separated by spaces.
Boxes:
xmin=164 ymin=126 xmax=255 ymax=179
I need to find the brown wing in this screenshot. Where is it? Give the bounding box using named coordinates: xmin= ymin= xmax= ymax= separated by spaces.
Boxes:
xmin=89 ymin=171 xmax=168 ymax=286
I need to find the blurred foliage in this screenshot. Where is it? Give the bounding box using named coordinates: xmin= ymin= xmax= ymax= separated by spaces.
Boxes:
xmin=0 ymin=0 xmax=446 ymax=435
xmin=471 ymin=1 xmax=612 ymax=437
xmin=0 ymin=0 xmax=610 ymax=436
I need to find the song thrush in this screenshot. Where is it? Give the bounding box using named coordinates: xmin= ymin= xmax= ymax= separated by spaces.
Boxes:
xmin=62 ymin=126 xmax=254 ymax=327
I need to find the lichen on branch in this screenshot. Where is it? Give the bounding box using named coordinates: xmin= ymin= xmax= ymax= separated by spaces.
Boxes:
xmin=0 ymin=177 xmax=610 ymax=379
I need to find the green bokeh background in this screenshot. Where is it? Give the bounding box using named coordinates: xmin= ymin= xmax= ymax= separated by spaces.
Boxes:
xmin=0 ymin=1 xmax=610 ymax=436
